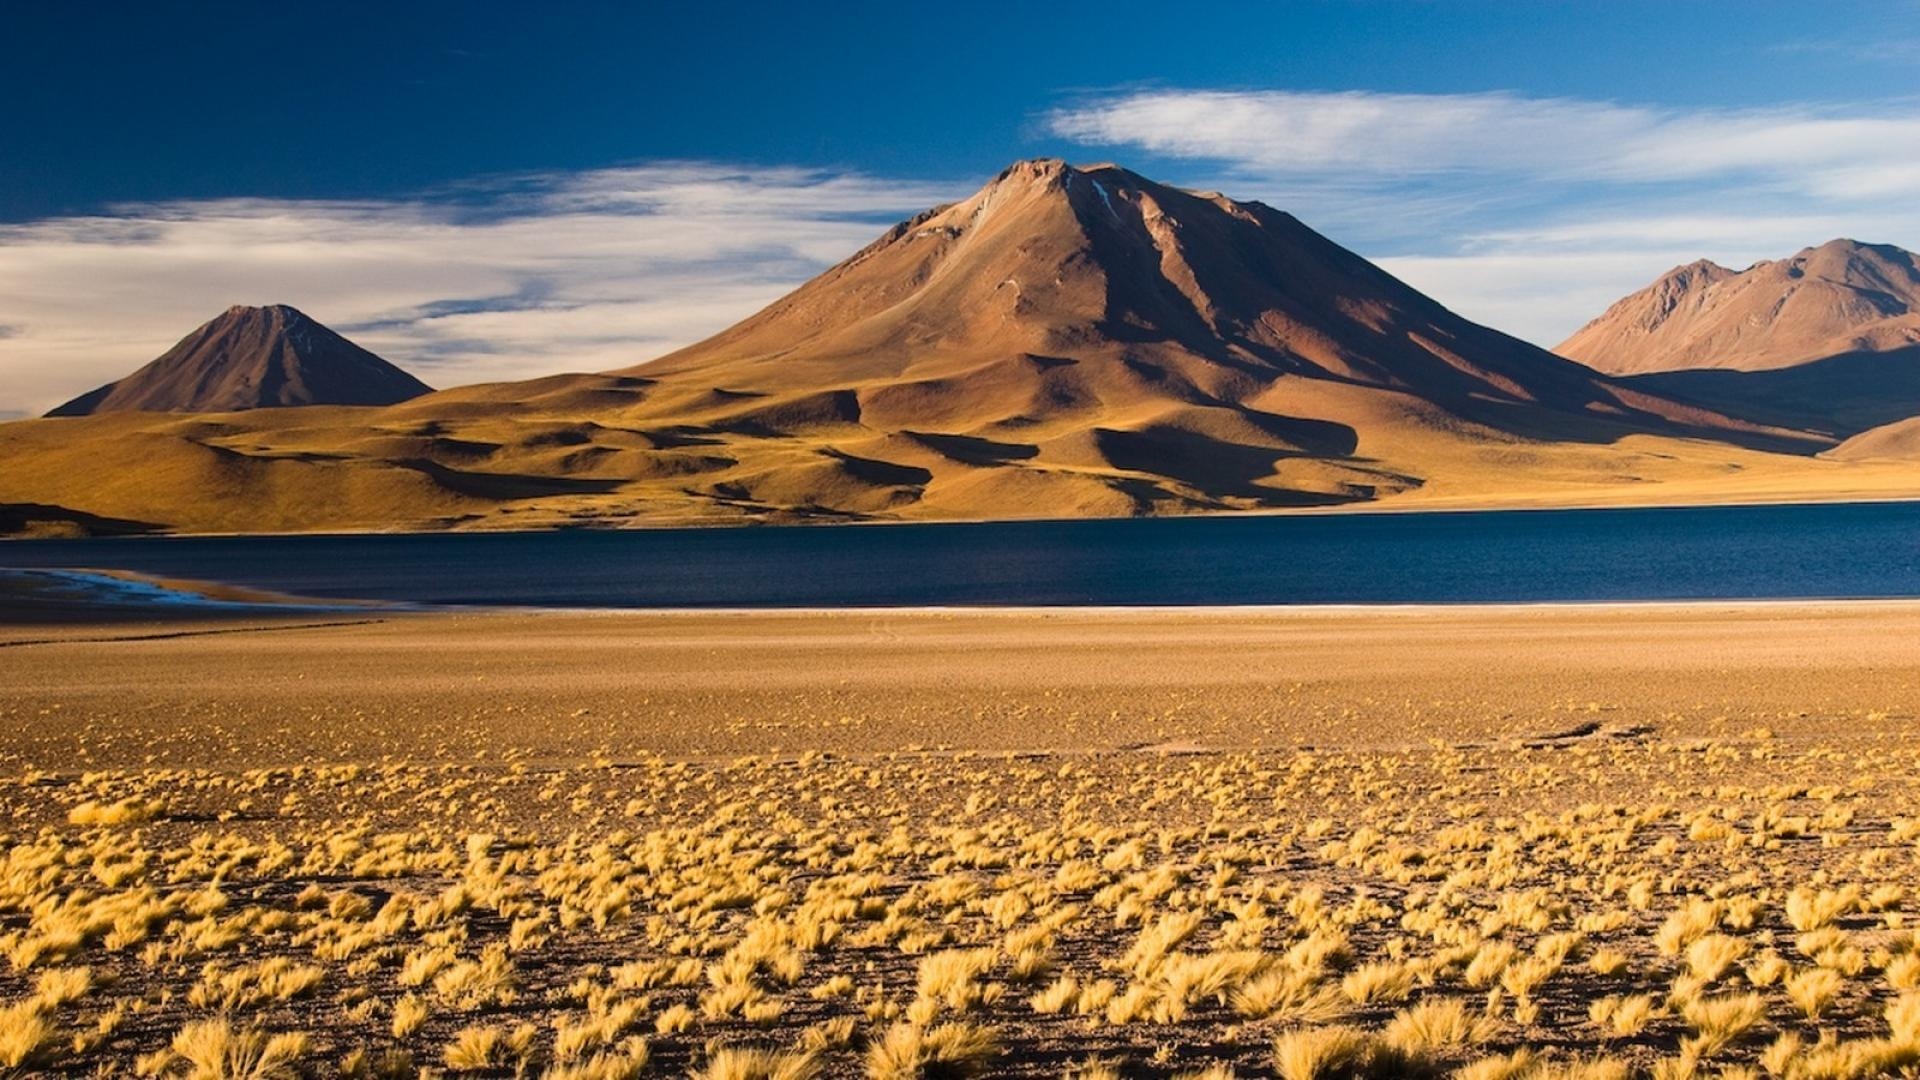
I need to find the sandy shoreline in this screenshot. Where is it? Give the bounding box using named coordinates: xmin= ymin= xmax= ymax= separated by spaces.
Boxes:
xmin=4 ymin=599 xmax=1916 ymax=770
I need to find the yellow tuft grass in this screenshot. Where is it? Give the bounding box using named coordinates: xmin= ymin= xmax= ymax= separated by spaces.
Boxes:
xmin=864 ymin=1022 xmax=1001 ymax=1080
xmin=167 ymin=1018 xmax=309 ymax=1080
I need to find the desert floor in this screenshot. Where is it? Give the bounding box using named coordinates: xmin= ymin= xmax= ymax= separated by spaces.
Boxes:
xmin=1 ymin=603 xmax=1919 ymax=1078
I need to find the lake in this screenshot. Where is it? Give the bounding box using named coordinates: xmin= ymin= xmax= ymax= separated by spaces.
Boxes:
xmin=5 ymin=501 xmax=1920 ymax=607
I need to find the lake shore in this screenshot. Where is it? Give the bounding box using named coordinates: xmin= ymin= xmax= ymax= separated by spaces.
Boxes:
xmin=0 ymin=566 xmax=393 ymax=624
xmin=9 ymin=487 xmax=1920 ymax=542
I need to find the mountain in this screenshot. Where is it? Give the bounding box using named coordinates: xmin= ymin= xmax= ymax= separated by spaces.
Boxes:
xmin=3 ymin=161 xmax=1900 ymax=536
xmin=626 ymin=159 xmax=1770 ymax=450
xmin=47 ymin=304 xmax=432 ymax=416
xmin=393 ymin=158 xmax=1804 ymax=521
xmin=1557 ymin=240 xmax=1920 ymax=437
xmin=1558 ymin=240 xmax=1920 ymax=375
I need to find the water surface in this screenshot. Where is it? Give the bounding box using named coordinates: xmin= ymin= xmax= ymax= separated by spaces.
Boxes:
xmin=5 ymin=502 xmax=1919 ymax=607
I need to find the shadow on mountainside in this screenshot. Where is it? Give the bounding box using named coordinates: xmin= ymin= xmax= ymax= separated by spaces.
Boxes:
xmin=1624 ymin=346 xmax=1920 ymax=442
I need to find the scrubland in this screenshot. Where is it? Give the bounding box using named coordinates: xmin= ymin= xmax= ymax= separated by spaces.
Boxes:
xmin=1 ymin=605 xmax=1918 ymax=1077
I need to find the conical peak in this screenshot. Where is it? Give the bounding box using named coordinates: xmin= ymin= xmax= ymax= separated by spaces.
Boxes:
xmin=966 ymin=159 xmax=1278 ymax=230
xmin=983 ymin=158 xmax=1074 ymax=194
xmin=45 ymin=303 xmax=428 ymax=416
xmin=223 ymin=303 xmax=305 ymax=320
xmin=980 ymin=158 xmax=1150 ymax=197
xmin=1636 ymin=260 xmax=1735 ymax=303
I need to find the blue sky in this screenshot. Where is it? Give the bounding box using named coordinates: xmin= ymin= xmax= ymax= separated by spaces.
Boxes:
xmin=4 ymin=1 xmax=1920 ymax=414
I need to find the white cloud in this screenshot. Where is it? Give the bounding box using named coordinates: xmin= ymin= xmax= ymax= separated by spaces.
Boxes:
xmin=1048 ymin=89 xmax=1920 ymax=190
xmin=0 ymin=164 xmax=962 ymax=415
xmin=1050 ymin=89 xmax=1920 ymax=346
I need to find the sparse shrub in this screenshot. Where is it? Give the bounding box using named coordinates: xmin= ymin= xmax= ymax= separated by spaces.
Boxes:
xmin=1383 ymin=997 xmax=1498 ymax=1057
xmin=168 ymin=1019 xmax=309 ymax=1080
xmin=690 ymin=1045 xmax=818 ymax=1080
xmin=0 ymin=1002 xmax=54 ymax=1071
xmin=865 ymin=1022 xmax=1000 ymax=1080
xmin=1272 ymin=1025 xmax=1378 ymax=1080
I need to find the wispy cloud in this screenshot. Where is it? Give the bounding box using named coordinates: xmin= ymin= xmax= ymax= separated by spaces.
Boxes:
xmin=1048 ymin=89 xmax=1920 ymax=191
xmin=1050 ymin=89 xmax=1920 ymax=344
xmin=0 ymin=164 xmax=963 ymax=415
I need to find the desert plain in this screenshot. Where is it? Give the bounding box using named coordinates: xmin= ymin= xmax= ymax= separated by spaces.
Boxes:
xmin=2 ymin=600 xmax=1919 ymax=1079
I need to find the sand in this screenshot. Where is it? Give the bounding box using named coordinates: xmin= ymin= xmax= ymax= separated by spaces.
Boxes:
xmin=3 ymin=601 xmax=1916 ymax=771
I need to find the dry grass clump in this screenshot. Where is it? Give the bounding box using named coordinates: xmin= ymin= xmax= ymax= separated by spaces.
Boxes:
xmin=690 ymin=1044 xmax=820 ymax=1080
xmin=0 ymin=1000 xmax=55 ymax=1072
xmin=67 ymin=797 xmax=166 ymax=827
xmin=163 ymin=1018 xmax=310 ymax=1080
xmin=441 ymin=1021 xmax=537 ymax=1072
xmin=1383 ymin=997 xmax=1499 ymax=1056
xmin=1271 ymin=1025 xmax=1383 ymax=1080
xmin=865 ymin=1022 xmax=1001 ymax=1079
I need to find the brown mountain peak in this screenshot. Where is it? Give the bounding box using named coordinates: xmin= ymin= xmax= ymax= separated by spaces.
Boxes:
xmin=1667 ymin=257 xmax=1734 ymax=280
xmin=47 ymin=304 xmax=431 ymax=417
xmin=1559 ymin=239 xmax=1920 ymax=375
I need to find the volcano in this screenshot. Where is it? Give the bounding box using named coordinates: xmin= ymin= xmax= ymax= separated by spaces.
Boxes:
xmin=464 ymin=157 xmax=1784 ymax=517
xmin=47 ymin=304 xmax=431 ymax=416
xmin=622 ymin=159 xmax=1767 ymax=451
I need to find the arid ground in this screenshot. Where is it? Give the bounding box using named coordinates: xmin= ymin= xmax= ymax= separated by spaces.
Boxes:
xmin=2 ymin=603 xmax=1919 ymax=1078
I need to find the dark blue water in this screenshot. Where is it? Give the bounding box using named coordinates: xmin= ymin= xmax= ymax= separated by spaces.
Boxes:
xmin=4 ymin=502 xmax=1920 ymax=607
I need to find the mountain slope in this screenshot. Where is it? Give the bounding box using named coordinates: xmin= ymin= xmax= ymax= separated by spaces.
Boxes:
xmin=47 ymin=304 xmax=432 ymax=416
xmin=1558 ymin=239 xmax=1920 ymax=376
xmin=1827 ymin=415 xmax=1920 ymax=461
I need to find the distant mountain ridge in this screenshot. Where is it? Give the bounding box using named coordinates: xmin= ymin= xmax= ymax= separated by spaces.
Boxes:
xmin=1558 ymin=239 xmax=1920 ymax=375
xmin=48 ymin=304 xmax=431 ymax=416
